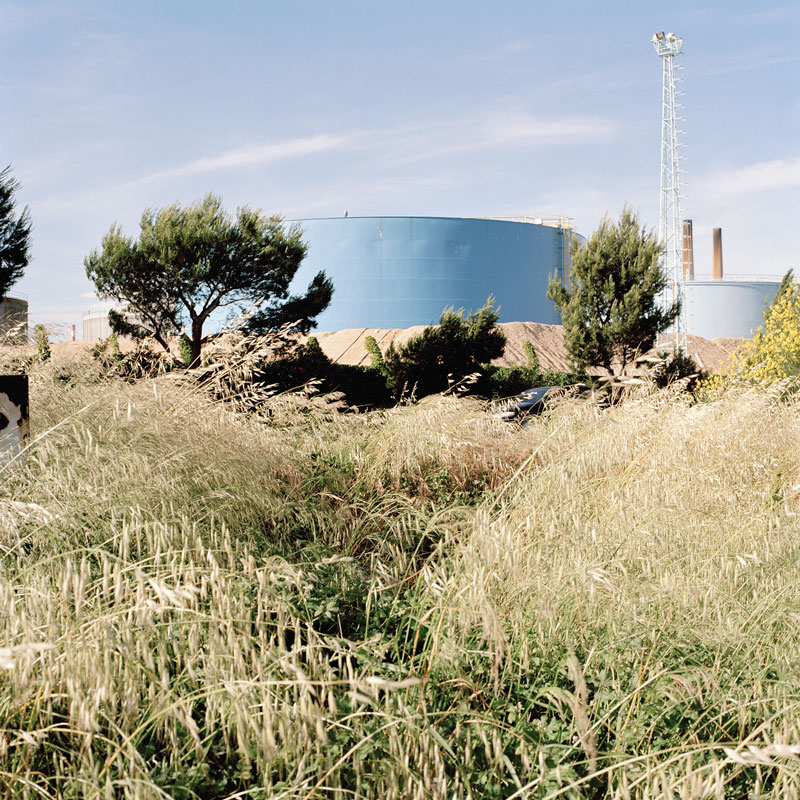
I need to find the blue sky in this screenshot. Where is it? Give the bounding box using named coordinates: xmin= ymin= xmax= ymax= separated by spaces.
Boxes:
xmin=2 ymin=0 xmax=798 ymax=335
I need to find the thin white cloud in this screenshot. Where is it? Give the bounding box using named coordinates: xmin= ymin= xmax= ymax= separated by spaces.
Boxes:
xmin=700 ymin=156 xmax=800 ymax=197
xmin=500 ymin=40 xmax=530 ymax=54
xmin=479 ymin=111 xmax=616 ymax=147
xmin=370 ymin=111 xmax=617 ymax=169
xmin=132 ymin=133 xmax=355 ymax=185
xmin=744 ymin=5 xmax=800 ymax=24
xmin=697 ymin=53 xmax=800 ymax=78
xmin=37 ymin=112 xmax=616 ymax=215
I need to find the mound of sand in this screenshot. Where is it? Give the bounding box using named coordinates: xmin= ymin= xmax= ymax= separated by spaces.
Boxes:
xmin=311 ymin=322 xmax=743 ymax=374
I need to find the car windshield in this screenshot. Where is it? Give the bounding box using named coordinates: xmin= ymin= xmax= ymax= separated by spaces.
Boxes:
xmin=518 ymin=387 xmax=553 ymax=402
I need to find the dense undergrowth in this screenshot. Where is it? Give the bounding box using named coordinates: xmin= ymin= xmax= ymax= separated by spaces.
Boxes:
xmin=1 ymin=355 xmax=800 ymax=798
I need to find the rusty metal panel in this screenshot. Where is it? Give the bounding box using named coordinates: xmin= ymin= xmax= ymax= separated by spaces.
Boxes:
xmin=0 ymin=375 xmax=29 ymax=467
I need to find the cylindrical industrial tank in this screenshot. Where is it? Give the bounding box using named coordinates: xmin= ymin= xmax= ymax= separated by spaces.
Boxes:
xmin=289 ymin=216 xmax=581 ymax=330
xmin=82 ymin=303 xmax=119 ymax=341
xmin=682 ymin=280 xmax=782 ymax=339
xmin=0 ymin=295 xmax=28 ymax=345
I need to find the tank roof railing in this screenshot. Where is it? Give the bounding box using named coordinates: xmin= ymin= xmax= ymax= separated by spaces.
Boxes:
xmin=690 ymin=274 xmax=784 ymax=283
xmin=290 ymin=214 xmax=577 ymax=230
xmin=481 ymin=215 xmax=575 ymax=230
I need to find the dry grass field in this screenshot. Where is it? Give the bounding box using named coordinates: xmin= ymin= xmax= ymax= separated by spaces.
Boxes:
xmin=1 ymin=352 xmax=799 ymax=798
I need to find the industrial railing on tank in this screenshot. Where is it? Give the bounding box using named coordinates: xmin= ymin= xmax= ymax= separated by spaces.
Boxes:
xmin=690 ymin=274 xmax=784 ymax=283
xmin=480 ymin=215 xmax=574 ymax=230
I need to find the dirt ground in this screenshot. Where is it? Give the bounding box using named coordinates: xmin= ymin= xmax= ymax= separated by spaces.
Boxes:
xmin=310 ymin=321 xmax=743 ymax=373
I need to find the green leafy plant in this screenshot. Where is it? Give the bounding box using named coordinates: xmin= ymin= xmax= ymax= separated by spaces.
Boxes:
xmin=178 ymin=333 xmax=192 ymax=367
xmin=364 ymin=335 xmax=386 ymax=372
xmin=91 ymin=334 xmax=168 ymax=380
xmin=258 ymin=340 xmax=391 ymax=408
xmin=650 ymin=349 xmax=706 ymax=390
xmin=701 ymin=274 xmax=800 ymax=394
xmin=523 ymin=340 xmax=540 ymax=371
xmin=33 ymin=324 xmax=51 ymax=362
xmin=383 ymin=298 xmax=506 ymax=399
xmin=477 ymin=364 xmax=587 ymax=398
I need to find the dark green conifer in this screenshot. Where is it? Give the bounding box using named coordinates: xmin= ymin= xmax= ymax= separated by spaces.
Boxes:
xmin=547 ymin=207 xmax=679 ymax=376
xmin=0 ymin=166 xmax=31 ymax=298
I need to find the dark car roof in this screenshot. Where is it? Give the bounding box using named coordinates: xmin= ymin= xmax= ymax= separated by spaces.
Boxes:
xmin=518 ymin=386 xmax=560 ymax=400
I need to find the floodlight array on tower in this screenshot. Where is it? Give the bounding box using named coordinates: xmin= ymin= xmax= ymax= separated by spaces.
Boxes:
xmin=652 ymin=31 xmax=687 ymax=353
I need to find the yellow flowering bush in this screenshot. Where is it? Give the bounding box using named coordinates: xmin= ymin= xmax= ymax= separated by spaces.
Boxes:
xmin=700 ymin=279 xmax=800 ymax=393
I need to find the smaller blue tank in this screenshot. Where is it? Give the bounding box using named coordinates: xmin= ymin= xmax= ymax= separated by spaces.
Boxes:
xmin=681 ymin=280 xmax=781 ymax=339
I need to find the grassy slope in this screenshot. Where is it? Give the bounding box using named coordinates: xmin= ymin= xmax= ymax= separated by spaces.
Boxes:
xmin=1 ymin=359 xmax=799 ymax=798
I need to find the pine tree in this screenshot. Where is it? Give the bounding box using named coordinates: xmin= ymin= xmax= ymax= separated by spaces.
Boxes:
xmin=85 ymin=193 xmax=332 ymax=366
xmin=547 ymin=207 xmax=679 ymax=376
xmin=0 ymin=166 xmax=32 ymax=298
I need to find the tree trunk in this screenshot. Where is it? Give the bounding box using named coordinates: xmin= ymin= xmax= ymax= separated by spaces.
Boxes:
xmin=190 ymin=319 xmax=203 ymax=367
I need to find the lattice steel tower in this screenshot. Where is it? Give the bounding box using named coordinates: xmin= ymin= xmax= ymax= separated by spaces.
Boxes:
xmin=652 ymin=31 xmax=686 ymax=351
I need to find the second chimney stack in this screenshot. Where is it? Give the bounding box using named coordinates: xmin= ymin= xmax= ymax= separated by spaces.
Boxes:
xmin=682 ymin=219 xmax=695 ymax=280
xmin=712 ymin=227 xmax=723 ymax=280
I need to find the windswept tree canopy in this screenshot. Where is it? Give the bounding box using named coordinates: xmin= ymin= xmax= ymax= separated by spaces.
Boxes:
xmin=548 ymin=207 xmax=679 ymax=376
xmin=0 ymin=165 xmax=32 ymax=299
xmin=85 ymin=193 xmax=332 ymax=363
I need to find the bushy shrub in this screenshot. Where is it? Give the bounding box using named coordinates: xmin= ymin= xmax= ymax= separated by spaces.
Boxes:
xmin=178 ymin=333 xmax=193 ymax=366
xmin=522 ymin=339 xmax=540 ymax=371
xmin=475 ymin=364 xmax=587 ymax=399
xmin=33 ymin=324 xmax=51 ymax=362
xmin=364 ymin=335 xmax=386 ymax=371
xmin=471 ymin=341 xmax=588 ymax=399
xmin=383 ymin=299 xmax=506 ymax=399
xmin=327 ymin=362 xmax=393 ymax=408
xmin=91 ymin=334 xmax=172 ymax=381
xmin=257 ymin=339 xmax=331 ymax=389
xmin=701 ymin=273 xmax=800 ymax=393
xmin=91 ymin=332 xmax=122 ymax=369
xmin=650 ymin=349 xmax=706 ymax=390
xmin=258 ymin=339 xmax=391 ymax=408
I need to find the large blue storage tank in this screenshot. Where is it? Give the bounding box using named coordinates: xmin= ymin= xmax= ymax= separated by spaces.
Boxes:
xmin=682 ymin=280 xmax=781 ymax=339
xmin=290 ymin=216 xmax=580 ymax=330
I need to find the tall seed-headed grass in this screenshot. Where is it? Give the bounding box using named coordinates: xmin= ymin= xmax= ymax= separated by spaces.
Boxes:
xmin=1 ymin=351 xmax=800 ymax=796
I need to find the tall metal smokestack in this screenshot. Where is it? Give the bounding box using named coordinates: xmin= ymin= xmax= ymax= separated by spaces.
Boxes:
xmin=682 ymin=219 xmax=694 ymax=280
xmin=712 ymin=227 xmax=723 ymax=280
